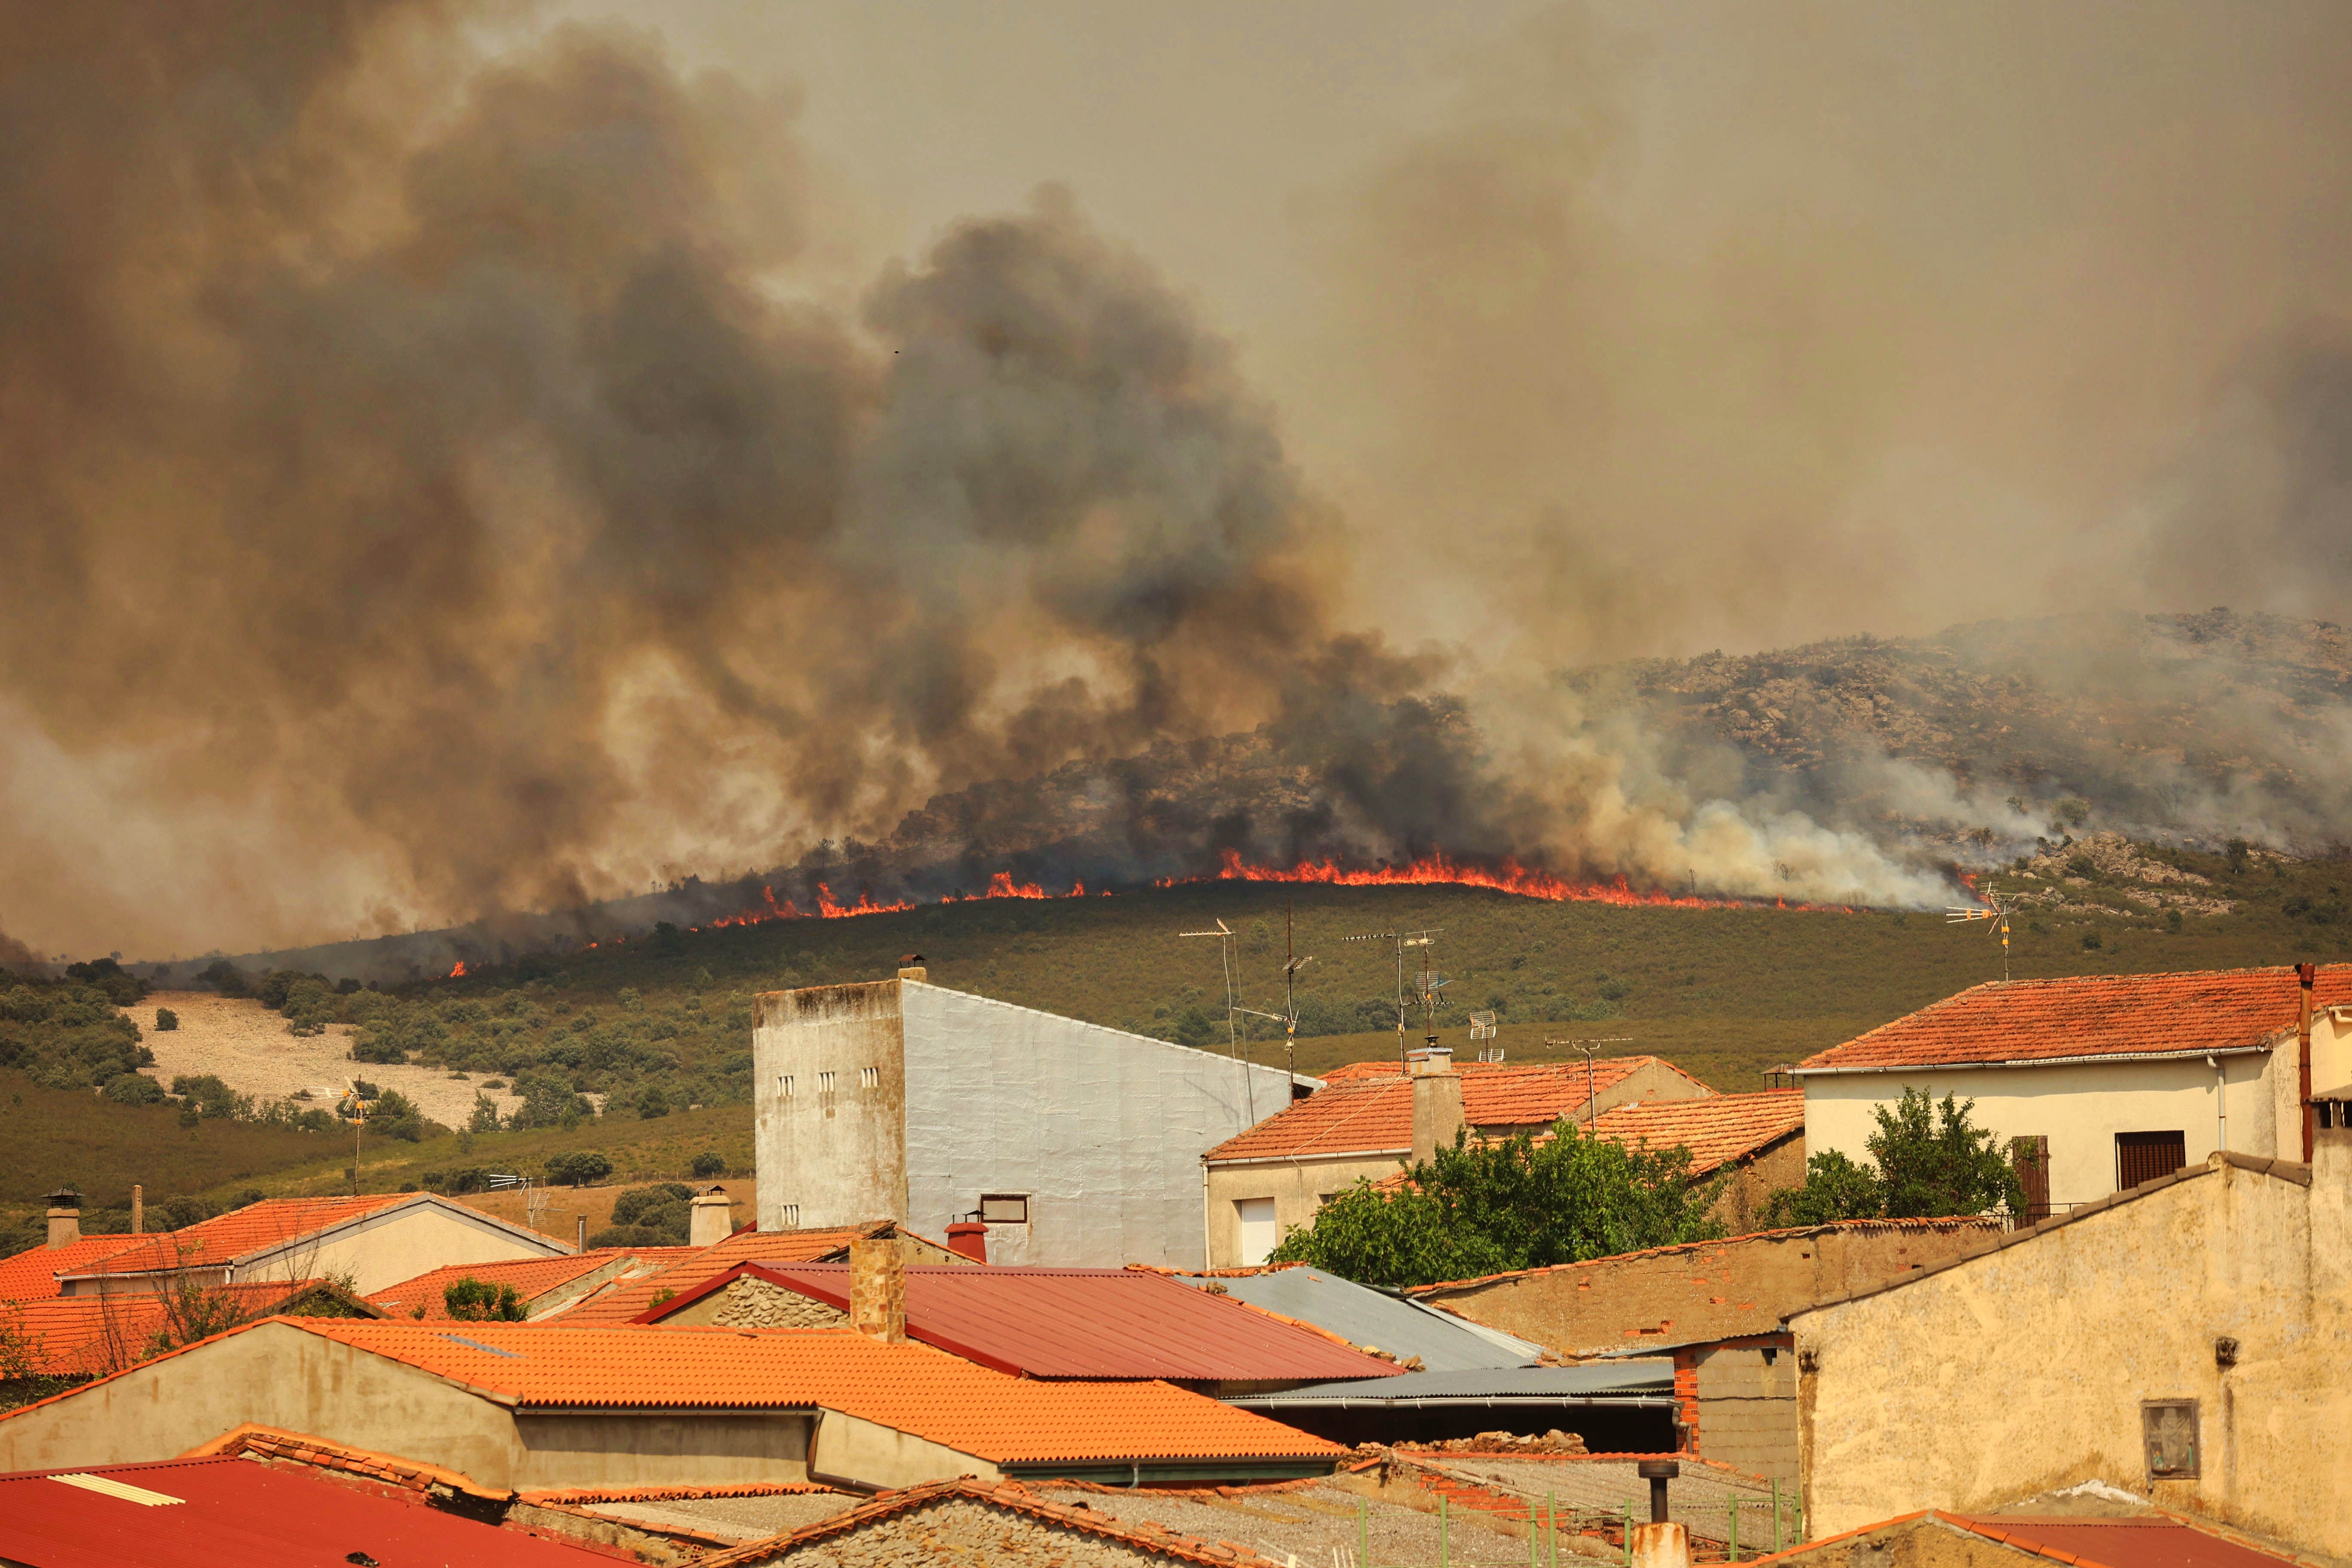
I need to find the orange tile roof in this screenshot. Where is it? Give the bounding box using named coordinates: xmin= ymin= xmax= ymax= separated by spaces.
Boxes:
xmin=1586 ymin=1091 xmax=1805 ymax=1175
xmin=63 ymin=1195 xmax=416 ymax=1278
xmin=548 ymin=1224 xmax=893 ymax=1325
xmin=266 ymin=1319 xmax=1345 ymax=1464
xmin=699 ymin=1477 xmax=1290 ymax=1568
xmin=0 ymin=1281 xmax=348 ymax=1375
xmin=1205 ymin=1058 xmax=1695 ymax=1163
xmin=1796 ymin=965 xmax=2352 ymax=1074
xmin=367 ymin=1251 xmax=632 ymax=1321
xmin=0 ymin=1234 xmax=147 ymax=1303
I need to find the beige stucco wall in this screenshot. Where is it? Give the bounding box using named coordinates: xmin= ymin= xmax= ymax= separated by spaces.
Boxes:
xmin=1802 ymin=1051 xmax=2282 ymax=1210
xmin=754 ymin=981 xmax=911 ymax=1232
xmin=510 ymin=1412 xmax=810 ymax=1488
xmin=809 ymin=1408 xmax=998 ymax=1489
xmin=1201 ymin=1059 xmax=1716 ymax=1268
xmin=60 ymin=1199 xmax=569 ymax=1298
xmin=1418 ymin=1218 xmax=1997 ymax=1355
xmin=1794 ymin=1142 xmax=2352 ymax=1559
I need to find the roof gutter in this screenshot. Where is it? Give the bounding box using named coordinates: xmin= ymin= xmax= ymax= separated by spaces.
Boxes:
xmin=1792 ymin=1043 xmax=2275 ymax=1077
xmin=1204 ymin=1148 xmax=1408 ymax=1169
xmin=1228 ymin=1394 xmax=1676 ymax=1412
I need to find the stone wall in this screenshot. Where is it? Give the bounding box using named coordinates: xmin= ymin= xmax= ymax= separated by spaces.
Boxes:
xmin=768 ymin=1497 xmax=1207 ymax=1568
xmin=1415 ymin=1218 xmax=1999 ymax=1356
xmin=712 ymin=1277 xmax=848 ymax=1330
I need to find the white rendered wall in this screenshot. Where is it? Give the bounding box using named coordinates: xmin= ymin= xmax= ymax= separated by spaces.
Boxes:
xmin=898 ymin=982 xmax=1301 ymax=1268
xmin=753 ymin=981 xmax=909 ymax=1232
xmin=1801 ymin=1052 xmax=2282 ymax=1208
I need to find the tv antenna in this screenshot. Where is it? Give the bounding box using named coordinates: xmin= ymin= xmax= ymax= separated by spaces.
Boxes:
xmin=1181 ymin=917 xmax=1256 ymax=1121
xmin=1280 ymin=901 xmax=1315 ymax=1096
xmin=1946 ymin=883 xmax=2019 ymax=983
xmin=1544 ymin=1035 xmax=1635 ymax=1126
xmin=1469 ymin=1010 xmax=1501 ymax=1063
xmin=1342 ymin=927 xmax=1442 ymax=1070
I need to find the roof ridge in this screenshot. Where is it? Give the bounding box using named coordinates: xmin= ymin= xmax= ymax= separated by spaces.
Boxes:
xmin=1406 ymin=1215 xmax=2002 ymax=1295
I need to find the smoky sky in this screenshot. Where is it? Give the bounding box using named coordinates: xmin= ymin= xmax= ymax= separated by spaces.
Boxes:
xmin=5 ymin=1 xmax=2352 ymax=958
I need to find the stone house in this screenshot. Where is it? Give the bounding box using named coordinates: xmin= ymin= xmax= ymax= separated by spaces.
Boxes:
xmin=754 ymin=967 xmax=1302 ymax=1269
xmin=1788 ymin=1137 xmax=2349 ymax=1560
xmin=1202 ymin=1050 xmax=1713 ymax=1267
xmin=1405 ymin=1217 xmax=2000 ymax=1482
xmin=1794 ymin=964 xmax=2349 ymax=1214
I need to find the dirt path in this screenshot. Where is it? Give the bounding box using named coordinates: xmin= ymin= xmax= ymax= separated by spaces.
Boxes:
xmin=120 ymin=991 xmax=522 ymax=1130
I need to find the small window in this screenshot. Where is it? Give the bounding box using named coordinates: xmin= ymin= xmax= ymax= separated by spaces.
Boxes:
xmin=818 ymin=1071 xmax=837 ymax=1093
xmin=778 ymin=1075 xmax=794 ymax=1099
xmin=2117 ymin=1131 xmax=2186 ymax=1191
xmin=979 ymin=1193 xmax=1029 ymax=1225
xmin=2143 ymin=1399 xmax=2199 ymax=1478
xmin=779 ymin=1203 xmax=801 ymax=1228
xmin=860 ymin=1066 xmax=880 ymax=1090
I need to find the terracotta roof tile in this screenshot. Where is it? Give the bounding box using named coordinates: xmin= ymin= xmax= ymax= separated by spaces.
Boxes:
xmin=1797 ymin=965 xmax=2352 ymax=1074
xmin=270 ymin=1319 xmax=1346 ymax=1464
xmin=368 ymin=1250 xmax=634 ymax=1321
xmin=62 ymin=1195 xmax=416 ymax=1278
xmin=183 ymin=1423 xmax=514 ymax=1501
xmin=0 ymin=1234 xmax=148 ymax=1303
xmin=1205 ymin=1058 xmax=1697 ymax=1163
xmin=0 ymin=1281 xmax=351 ymax=1375
xmin=698 ymin=1478 xmax=1292 ymax=1568
xmin=547 ymin=1223 xmax=895 ymax=1325
xmin=1585 ymin=1091 xmax=1805 ymax=1175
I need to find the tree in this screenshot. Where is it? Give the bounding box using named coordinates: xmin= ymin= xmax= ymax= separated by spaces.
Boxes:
xmin=1266 ymin=1121 xmax=1727 ymax=1288
xmin=637 ymin=1084 xmax=670 ymax=1119
xmin=545 ymin=1150 xmax=612 ymax=1188
xmin=1763 ymin=1088 xmax=2024 ymax=1224
xmin=467 ymin=1094 xmax=501 ymax=1134
xmin=690 ymin=1151 xmax=726 ymax=1179
xmin=153 ymin=1008 xmax=178 ymax=1032
xmin=443 ymin=1277 xmax=526 ymax=1322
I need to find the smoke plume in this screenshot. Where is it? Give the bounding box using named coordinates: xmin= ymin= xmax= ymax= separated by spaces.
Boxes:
xmin=6 ymin=2 xmax=2352 ymax=959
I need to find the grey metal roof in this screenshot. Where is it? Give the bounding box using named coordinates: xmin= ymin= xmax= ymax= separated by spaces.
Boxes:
xmin=1227 ymin=1361 xmax=1675 ymax=1408
xmin=1178 ymin=1267 xmax=1543 ymax=1372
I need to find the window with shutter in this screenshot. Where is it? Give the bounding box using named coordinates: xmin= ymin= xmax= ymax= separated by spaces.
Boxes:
xmin=2116 ymin=1130 xmax=2185 ymax=1191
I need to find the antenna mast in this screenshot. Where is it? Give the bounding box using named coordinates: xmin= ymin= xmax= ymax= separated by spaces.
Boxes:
xmin=1280 ymin=900 xmax=1315 ymax=1096
xmin=1545 ymin=1035 xmax=1635 ymax=1126
xmin=1946 ymin=883 xmax=2018 ymax=983
xmin=1181 ymin=917 xmax=1254 ymax=1122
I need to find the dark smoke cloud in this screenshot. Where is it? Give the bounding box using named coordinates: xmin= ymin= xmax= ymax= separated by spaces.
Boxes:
xmin=0 ymin=3 xmax=1357 ymax=956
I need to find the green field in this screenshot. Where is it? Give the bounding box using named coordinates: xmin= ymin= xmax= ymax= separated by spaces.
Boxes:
xmin=6 ymin=837 xmax=2343 ymax=1246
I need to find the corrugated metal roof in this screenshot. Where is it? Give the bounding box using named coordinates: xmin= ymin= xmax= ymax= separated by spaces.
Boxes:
xmin=1944 ymin=1514 xmax=2302 ymax=1568
xmin=0 ymin=1455 xmax=616 ymax=1566
xmin=1228 ymin=1363 xmax=1675 ymax=1406
xmin=1170 ymin=1267 xmax=1541 ymax=1372
xmin=655 ymin=1262 xmax=1402 ymax=1383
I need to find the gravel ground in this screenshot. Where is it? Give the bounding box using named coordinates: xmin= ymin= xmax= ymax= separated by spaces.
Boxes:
xmin=1034 ymin=1480 xmax=1615 ymax=1568
xmin=119 ymin=990 xmax=522 ymax=1128
xmin=580 ymin=1491 xmax=860 ymax=1544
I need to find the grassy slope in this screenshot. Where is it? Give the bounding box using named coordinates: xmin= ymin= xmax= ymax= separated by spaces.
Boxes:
xmin=6 ymin=841 xmax=2344 ymax=1240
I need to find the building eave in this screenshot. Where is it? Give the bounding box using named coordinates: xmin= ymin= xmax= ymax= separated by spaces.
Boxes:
xmin=1792 ymin=1042 xmax=2275 ymax=1078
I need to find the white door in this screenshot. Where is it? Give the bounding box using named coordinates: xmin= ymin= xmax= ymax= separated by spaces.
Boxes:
xmin=1234 ymin=1197 xmax=1277 ymax=1266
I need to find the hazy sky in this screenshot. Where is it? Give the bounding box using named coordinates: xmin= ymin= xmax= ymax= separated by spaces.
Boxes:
xmin=5 ymin=2 xmax=2349 ymax=959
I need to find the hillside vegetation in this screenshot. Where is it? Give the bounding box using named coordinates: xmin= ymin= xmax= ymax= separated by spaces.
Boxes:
xmin=6 ymin=832 xmax=2346 ymax=1246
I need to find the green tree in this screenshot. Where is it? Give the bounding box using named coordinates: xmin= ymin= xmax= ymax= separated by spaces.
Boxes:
xmin=690 ymin=1151 xmax=726 ymax=1179
xmin=636 ymin=1084 xmax=670 ymax=1119
xmin=1266 ymin=1121 xmax=1726 ymax=1288
xmin=442 ymin=1277 xmax=526 ymax=1322
xmin=1763 ymin=1088 xmax=2024 ymax=1224
xmin=467 ymin=1094 xmax=501 ymax=1134
xmin=545 ymin=1150 xmax=612 ymax=1188
xmin=153 ymin=1008 xmax=179 ymax=1032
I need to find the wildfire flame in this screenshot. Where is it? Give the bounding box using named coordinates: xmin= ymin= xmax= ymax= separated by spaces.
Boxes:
xmin=448 ymin=960 xmax=468 ymax=977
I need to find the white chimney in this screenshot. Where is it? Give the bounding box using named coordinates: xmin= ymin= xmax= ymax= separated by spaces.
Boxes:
xmin=689 ymin=1186 xmax=735 ymax=1248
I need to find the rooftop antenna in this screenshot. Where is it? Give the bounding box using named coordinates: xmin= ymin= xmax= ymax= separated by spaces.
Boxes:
xmin=1544 ymin=1035 xmax=1635 ymax=1126
xmin=1343 ymin=927 xmax=1442 ymax=1071
xmin=1409 ymin=937 xmax=1451 ymax=1060
xmin=1181 ymin=917 xmax=1255 ymax=1122
xmin=1469 ymin=1010 xmax=1501 ymax=1063
xmin=1281 ymin=900 xmax=1315 ymax=1096
xmin=1946 ymin=882 xmax=2018 ymax=983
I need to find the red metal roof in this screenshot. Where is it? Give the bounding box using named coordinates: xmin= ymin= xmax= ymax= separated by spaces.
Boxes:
xmin=60 ymin=1195 xmax=417 ymax=1278
xmin=1796 ymin=965 xmax=2352 ymax=1074
xmin=643 ymin=1262 xmax=1401 ymax=1383
xmin=1945 ymin=1514 xmax=2301 ymax=1568
xmin=0 ymin=1236 xmax=147 ymax=1304
xmin=1204 ymin=1058 xmax=1702 ymax=1163
xmin=0 ymin=1455 xmax=616 ymax=1566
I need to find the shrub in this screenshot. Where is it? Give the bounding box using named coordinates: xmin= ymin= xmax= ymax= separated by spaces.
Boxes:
xmin=690 ymin=1152 xmax=726 ymax=1179
xmin=2081 ymin=930 xmax=2104 ymax=951
xmin=104 ymin=1072 xmax=165 ymax=1106
xmin=443 ymin=1277 xmax=525 ymax=1322
xmin=467 ymin=1094 xmax=501 ymax=1134
xmin=154 ymin=1008 xmax=179 ymax=1032
xmin=545 ymin=1150 xmax=613 ymax=1188
xmin=350 ymin=1037 xmax=408 ymax=1065
xmin=611 ymin=1182 xmax=694 ymax=1227
xmin=636 ymin=1084 xmax=669 ymax=1119
xmin=198 ymin=960 xmax=251 ymax=998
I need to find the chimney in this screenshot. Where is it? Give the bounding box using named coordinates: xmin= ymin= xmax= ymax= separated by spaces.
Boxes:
xmin=689 ymin=1186 xmax=735 ymax=1248
xmin=897 ymin=952 xmax=927 ymax=983
xmin=1409 ymin=1049 xmax=1464 ymax=1166
xmin=576 ymin=1214 xmax=587 ymax=1252
xmin=848 ymin=1237 xmax=907 ymax=1343
xmin=1630 ymin=1460 xmax=1689 ymax=1568
xmin=131 ymin=1184 xmax=143 ymax=1235
xmin=44 ymin=1188 xmax=80 ymax=1250
xmin=946 ymin=1221 xmax=989 ymax=1264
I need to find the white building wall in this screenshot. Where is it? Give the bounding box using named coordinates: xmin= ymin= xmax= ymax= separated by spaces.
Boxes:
xmin=753 ymin=981 xmax=910 ymax=1232
xmin=1802 ymin=1051 xmax=2282 ymax=1208
xmin=898 ymin=982 xmax=1299 ymax=1268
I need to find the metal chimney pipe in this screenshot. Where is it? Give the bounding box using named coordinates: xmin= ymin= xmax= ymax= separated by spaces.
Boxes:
xmin=1638 ymin=1459 xmax=1679 ymax=1524
xmin=2299 ymin=963 xmax=2316 ymax=1162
